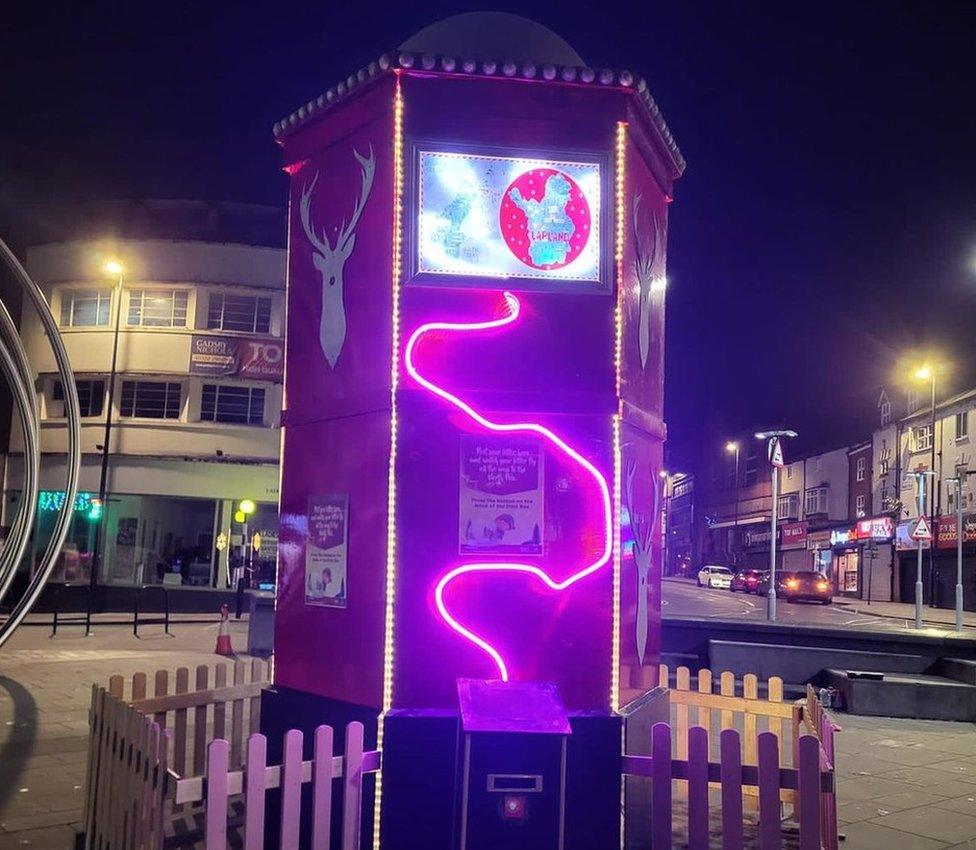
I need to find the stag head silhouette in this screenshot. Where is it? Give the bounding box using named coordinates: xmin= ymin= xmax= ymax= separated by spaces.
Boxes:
xmin=299 ymin=146 xmax=375 ymax=368
xmin=632 ymin=194 xmax=666 ymax=371
xmin=624 ymin=457 xmax=662 ymax=666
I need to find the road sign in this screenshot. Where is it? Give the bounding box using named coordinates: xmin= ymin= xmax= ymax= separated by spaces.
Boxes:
xmin=768 ymin=437 xmax=784 ymax=468
xmin=911 ymin=515 xmax=932 ymax=541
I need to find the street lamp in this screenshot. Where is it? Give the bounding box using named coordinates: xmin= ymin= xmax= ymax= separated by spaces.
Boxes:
xmin=755 ymin=429 xmax=798 ymax=622
xmin=725 ymin=441 xmax=740 ymax=562
xmin=235 ymin=498 xmax=257 ymax=616
xmin=944 ymin=469 xmax=975 ymax=631
xmin=911 ymin=470 xmax=937 ymax=628
xmin=89 ymin=258 xmax=124 ymax=589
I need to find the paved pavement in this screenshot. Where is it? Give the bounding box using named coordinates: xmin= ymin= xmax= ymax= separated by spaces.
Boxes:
xmin=3 ymin=616 xmax=976 ymax=848
xmin=664 ymin=576 xmax=976 ymax=637
xmin=0 ymin=619 xmax=253 ymax=850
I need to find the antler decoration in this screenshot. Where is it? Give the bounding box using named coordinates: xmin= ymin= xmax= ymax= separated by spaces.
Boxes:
xmin=624 ymin=456 xmax=663 ymax=665
xmin=299 ymin=146 xmax=376 ymax=368
xmin=632 ymin=194 xmax=665 ymax=370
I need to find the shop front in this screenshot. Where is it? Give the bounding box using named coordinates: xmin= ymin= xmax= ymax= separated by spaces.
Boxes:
xmin=807 ymin=529 xmax=832 ymax=576
xmin=895 ymin=520 xmax=930 ymax=603
xmin=780 ymin=521 xmax=809 ymax=571
xmin=829 ymin=517 xmax=894 ymax=600
xmin=932 ymin=514 xmax=976 ymax=611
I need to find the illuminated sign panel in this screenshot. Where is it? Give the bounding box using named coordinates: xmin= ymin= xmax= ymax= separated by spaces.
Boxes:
xmin=416 ymin=149 xmax=603 ymax=286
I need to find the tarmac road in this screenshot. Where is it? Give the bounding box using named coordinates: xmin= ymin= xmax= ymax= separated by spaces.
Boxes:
xmin=662 ymin=577 xmax=973 ymax=637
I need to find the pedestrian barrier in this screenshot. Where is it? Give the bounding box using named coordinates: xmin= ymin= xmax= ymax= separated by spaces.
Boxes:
xmin=133 ymin=584 xmax=171 ymax=637
xmin=83 ymin=661 xmax=380 ymax=850
xmin=51 ymin=582 xmax=93 ymax=637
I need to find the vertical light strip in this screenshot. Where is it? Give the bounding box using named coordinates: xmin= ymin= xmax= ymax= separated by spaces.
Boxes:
xmin=611 ymin=121 xmax=627 ymax=713
xmin=374 ymin=72 xmax=404 ymax=850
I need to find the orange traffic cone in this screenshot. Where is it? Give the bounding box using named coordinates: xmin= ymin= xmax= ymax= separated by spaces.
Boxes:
xmin=215 ymin=604 xmax=234 ymax=656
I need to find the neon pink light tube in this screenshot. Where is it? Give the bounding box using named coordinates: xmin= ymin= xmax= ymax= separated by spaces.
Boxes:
xmin=405 ymin=292 xmax=613 ymax=681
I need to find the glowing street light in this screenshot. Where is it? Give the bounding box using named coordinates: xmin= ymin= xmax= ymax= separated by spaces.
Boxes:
xmin=239 ymin=498 xmax=257 ymax=515
xmin=103 ymin=258 xmax=124 ymax=276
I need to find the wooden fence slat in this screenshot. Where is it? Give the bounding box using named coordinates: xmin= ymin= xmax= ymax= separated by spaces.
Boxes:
xmin=822 ymin=715 xmax=838 ymax=850
xmin=279 ymin=729 xmax=304 ymax=850
xmin=92 ymin=694 xmax=115 ymax=850
xmin=650 ymin=722 xmax=672 ymax=850
xmin=173 ymin=667 xmax=190 ymax=779
xmin=342 ymin=722 xmax=365 ymax=850
xmin=797 ymin=735 xmax=821 ymax=850
xmin=675 ymin=667 xmax=690 ymax=761
xmin=244 ymin=734 xmax=268 ymax=850
xmin=312 ymin=725 xmax=335 ymax=850
xmin=720 ymin=729 xmax=744 ymax=850
xmin=250 ymin=659 xmax=265 ymax=734
xmin=129 ymin=715 xmax=149 ymax=850
xmin=82 ymin=686 xmax=102 ymax=847
xmin=743 ymin=674 xmax=759 ymax=812
xmin=214 ymin=665 xmax=227 ymax=741
xmin=720 ymin=672 xmax=735 ymax=730
xmin=697 ymin=669 xmax=713 ymax=744
xmin=153 ymin=670 xmax=169 ymax=730
xmin=687 ymin=726 xmax=709 ymax=850
xmin=767 ymin=677 xmax=784 ymax=744
xmin=205 ymin=738 xmax=230 ymax=850
xmin=194 ymin=665 xmax=210 ymax=777
xmin=109 ymin=675 xmax=124 ymax=699
xmin=154 ymin=729 xmax=172 ymax=850
xmin=131 ymin=672 xmax=147 ymax=703
xmin=231 ymin=662 xmax=246 ymax=768
xmin=757 ymin=732 xmax=782 ymax=850
xmin=659 ymin=663 xmax=669 ymax=689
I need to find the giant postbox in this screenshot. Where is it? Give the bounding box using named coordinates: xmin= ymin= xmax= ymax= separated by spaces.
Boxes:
xmin=267 ymin=13 xmax=684 ymax=848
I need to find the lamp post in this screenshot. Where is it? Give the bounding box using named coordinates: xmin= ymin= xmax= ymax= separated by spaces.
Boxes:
xmin=89 ymin=259 xmax=124 ymax=589
xmin=911 ymin=470 xmax=937 ymax=628
xmin=235 ymin=499 xmax=257 ymax=617
xmin=726 ymin=441 xmax=740 ymax=563
xmin=915 ymin=365 xmax=939 ymax=607
xmin=946 ymin=470 xmax=975 ymax=631
xmin=756 ymin=429 xmax=798 ymax=622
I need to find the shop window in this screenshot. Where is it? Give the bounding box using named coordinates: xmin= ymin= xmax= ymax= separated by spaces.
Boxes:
xmin=856 ymin=456 xmax=866 ymax=481
xmin=128 ymin=289 xmax=189 ymax=327
xmin=120 ymin=381 xmax=182 ymax=419
xmin=207 ymin=293 xmax=272 ymax=334
xmin=200 ymin=384 xmax=265 ymax=425
xmin=60 ymin=288 xmax=111 ymax=327
xmin=51 ymin=378 xmax=105 ymax=418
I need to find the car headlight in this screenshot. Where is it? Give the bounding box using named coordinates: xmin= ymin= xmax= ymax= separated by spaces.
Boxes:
xmin=786 ymin=579 xmax=799 ymax=589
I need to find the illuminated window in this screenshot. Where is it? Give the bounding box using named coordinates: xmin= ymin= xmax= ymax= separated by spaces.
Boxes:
xmin=120 ymin=381 xmax=182 ymax=419
xmin=856 ymin=457 xmax=866 ymax=482
xmin=60 ymin=289 xmax=111 ymax=327
xmin=51 ymin=378 xmax=105 ymax=418
xmin=200 ymin=384 xmax=265 ymax=425
xmin=956 ymin=411 xmax=969 ymax=441
xmin=128 ymin=289 xmax=189 ymax=327
xmin=207 ymin=293 xmax=272 ymax=334
xmin=855 ymin=494 xmax=866 ymax=517
xmin=805 ymin=486 xmax=829 ymax=515
xmin=914 ymin=424 xmax=932 ymax=452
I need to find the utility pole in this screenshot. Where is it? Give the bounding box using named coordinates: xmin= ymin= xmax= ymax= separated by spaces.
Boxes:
xmin=756 ymin=429 xmax=797 ymax=622
xmin=946 ymin=469 xmax=975 ymax=631
xmin=911 ymin=470 xmax=936 ymax=628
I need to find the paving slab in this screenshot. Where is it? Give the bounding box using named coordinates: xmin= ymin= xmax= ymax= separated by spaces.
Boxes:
xmin=869 ymin=806 xmax=976 ymax=845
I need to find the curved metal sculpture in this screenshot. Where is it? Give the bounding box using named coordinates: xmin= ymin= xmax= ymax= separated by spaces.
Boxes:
xmin=0 ymin=238 xmax=82 ymax=649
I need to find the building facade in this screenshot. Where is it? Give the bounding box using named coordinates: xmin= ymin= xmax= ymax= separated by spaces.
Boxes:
xmin=2 ymin=233 xmax=284 ymax=594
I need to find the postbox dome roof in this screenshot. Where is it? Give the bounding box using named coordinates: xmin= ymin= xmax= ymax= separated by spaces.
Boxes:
xmin=400 ymin=12 xmax=585 ymax=67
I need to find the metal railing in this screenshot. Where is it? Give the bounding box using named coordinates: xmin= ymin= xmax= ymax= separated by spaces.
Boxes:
xmin=133 ymin=584 xmax=171 ymax=637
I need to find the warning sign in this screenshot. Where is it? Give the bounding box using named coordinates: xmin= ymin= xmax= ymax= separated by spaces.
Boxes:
xmin=910 ymin=515 xmax=932 ymax=542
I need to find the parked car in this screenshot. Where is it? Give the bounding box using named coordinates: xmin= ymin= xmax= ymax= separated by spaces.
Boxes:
xmin=697 ymin=565 xmax=734 ymax=589
xmin=730 ymin=569 xmax=765 ymax=593
xmin=757 ymin=570 xmax=832 ymax=604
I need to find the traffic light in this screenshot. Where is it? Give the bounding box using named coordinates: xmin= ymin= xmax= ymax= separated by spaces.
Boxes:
xmin=88 ymin=498 xmax=104 ymax=521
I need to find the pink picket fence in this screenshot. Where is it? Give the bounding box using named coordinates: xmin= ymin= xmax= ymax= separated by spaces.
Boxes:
xmin=623 ymin=717 xmax=837 ymax=850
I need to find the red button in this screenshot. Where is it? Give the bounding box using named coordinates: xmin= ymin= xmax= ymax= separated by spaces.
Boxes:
xmin=502 ymin=795 xmax=527 ymax=820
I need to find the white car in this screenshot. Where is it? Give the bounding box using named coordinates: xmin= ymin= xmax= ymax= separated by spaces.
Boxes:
xmin=697 ymin=565 xmax=734 ymax=589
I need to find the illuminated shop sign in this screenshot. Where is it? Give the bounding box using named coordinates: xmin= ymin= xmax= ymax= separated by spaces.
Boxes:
xmin=415 ymin=149 xmax=603 ymax=286
xmin=855 ymin=516 xmax=894 ymax=541
xmin=830 ymin=527 xmax=855 ymax=547
xmin=38 ymin=490 xmax=94 ymax=513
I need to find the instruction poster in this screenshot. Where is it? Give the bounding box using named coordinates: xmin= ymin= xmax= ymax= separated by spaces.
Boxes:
xmin=305 ymin=494 xmax=348 ymax=607
xmin=459 ymin=435 xmax=544 ymax=555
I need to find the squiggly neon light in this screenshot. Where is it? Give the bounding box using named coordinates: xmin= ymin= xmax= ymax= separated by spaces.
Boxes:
xmin=405 ymin=292 xmax=613 ymax=681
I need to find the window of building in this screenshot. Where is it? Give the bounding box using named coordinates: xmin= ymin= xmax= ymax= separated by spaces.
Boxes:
xmin=200 ymin=384 xmax=265 ymax=425
xmin=128 ymin=289 xmax=189 ymax=327
xmin=855 ymin=494 xmax=866 ymax=517
xmin=957 ymin=411 xmax=969 ymax=441
xmin=207 ymin=293 xmax=272 ymax=334
xmin=907 ymin=388 xmax=920 ymax=413
xmin=119 ymin=381 xmax=182 ymax=419
xmin=880 ymin=400 xmax=891 ymax=426
xmin=880 ymin=440 xmax=890 ymax=476
xmin=856 ymin=456 xmax=866 ymax=482
xmin=805 ymin=486 xmax=829 ymax=515
xmin=777 ymin=493 xmax=799 ymax=520
xmin=744 ymin=448 xmax=758 ymax=486
xmin=59 ymin=289 xmax=111 ymax=327
xmin=51 ymin=378 xmax=105 ymax=418
xmin=914 ymin=424 xmax=933 ymax=452
xmin=786 ymin=465 xmax=794 ymax=479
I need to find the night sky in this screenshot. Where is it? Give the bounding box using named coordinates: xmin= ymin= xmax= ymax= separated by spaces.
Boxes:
xmin=2 ymin=2 xmax=975 ymax=468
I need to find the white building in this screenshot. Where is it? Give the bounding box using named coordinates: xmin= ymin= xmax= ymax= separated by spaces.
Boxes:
xmin=3 ymin=231 xmax=284 ymax=593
